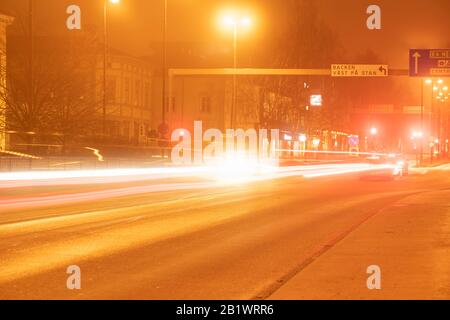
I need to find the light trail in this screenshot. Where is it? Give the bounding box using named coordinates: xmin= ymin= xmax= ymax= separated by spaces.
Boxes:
xmin=0 ymin=166 xmax=213 ymax=188
xmin=0 ymin=162 xmax=397 ymax=189
xmin=0 ymin=181 xmax=218 ymax=212
xmin=0 ymin=150 xmax=41 ymax=159
xmin=276 ymin=148 xmax=400 ymax=158
xmin=0 ymin=162 xmax=401 ymax=212
xmin=85 ymin=147 xmax=105 ymax=162
xmin=50 ymin=161 xmax=82 ymax=167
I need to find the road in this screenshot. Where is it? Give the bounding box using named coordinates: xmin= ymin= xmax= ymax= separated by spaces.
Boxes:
xmin=0 ymin=163 xmax=449 ymax=299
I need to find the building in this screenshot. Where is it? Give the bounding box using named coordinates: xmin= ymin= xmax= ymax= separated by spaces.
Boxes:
xmin=165 ymin=76 xmax=261 ymax=133
xmin=99 ymin=48 xmax=153 ymax=145
xmin=0 ymin=10 xmax=14 ymax=151
xmin=4 ymin=31 xmax=153 ymax=151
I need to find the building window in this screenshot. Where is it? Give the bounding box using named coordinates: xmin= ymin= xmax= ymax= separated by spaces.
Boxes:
xmin=124 ymin=78 xmax=130 ymax=104
xmin=135 ymin=80 xmax=141 ymax=106
xmin=106 ymin=78 xmax=116 ymax=103
xmin=144 ymin=82 xmax=150 ymax=107
xmin=200 ymin=96 xmax=211 ymax=113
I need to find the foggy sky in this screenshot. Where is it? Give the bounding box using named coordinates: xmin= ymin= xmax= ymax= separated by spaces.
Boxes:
xmin=1 ymin=0 xmax=449 ymax=68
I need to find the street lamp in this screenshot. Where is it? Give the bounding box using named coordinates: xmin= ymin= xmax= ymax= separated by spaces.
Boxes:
xmin=103 ymin=0 xmax=120 ymax=139
xmin=162 ymin=0 xmax=168 ymax=132
xmin=370 ymin=127 xmax=378 ymax=136
xmin=426 ymin=78 xmax=449 ymax=160
xmin=223 ymin=15 xmax=252 ymax=128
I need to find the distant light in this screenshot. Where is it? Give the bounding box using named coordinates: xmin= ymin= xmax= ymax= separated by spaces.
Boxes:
xmin=310 ymin=94 xmax=322 ymax=107
xmin=396 ymin=160 xmax=405 ymax=167
xmin=435 ymin=139 xmax=439 ymax=144
xmin=425 ymin=79 xmax=432 ymax=85
xmin=412 ymin=131 xmax=423 ymax=139
xmin=109 ymin=0 xmax=120 ymax=4
xmin=223 ymin=16 xmax=236 ymax=26
xmin=299 ymin=134 xmax=307 ymax=143
xmin=443 ymin=86 xmax=448 ymax=91
xmin=433 ymin=86 xmax=439 ymax=91
xmin=223 ymin=15 xmax=252 ymax=27
xmin=284 ymin=134 xmax=292 ymax=141
xmin=312 ymin=138 xmax=321 ymax=147
xmin=437 ymin=79 xmax=444 ymax=84
xmin=370 ymin=127 xmax=378 ymax=135
xmin=241 ymin=17 xmax=251 ymax=26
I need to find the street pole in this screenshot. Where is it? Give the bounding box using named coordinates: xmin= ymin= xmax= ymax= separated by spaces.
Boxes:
xmin=29 ymin=0 xmax=33 ymax=128
xmin=162 ymin=0 xmax=167 ymax=126
xmin=430 ymin=80 xmax=435 ymax=162
xmin=438 ymin=99 xmax=442 ymax=158
xmin=420 ymin=79 xmax=424 ymax=166
xmin=230 ymin=23 xmax=237 ymax=129
xmin=103 ymin=0 xmax=107 ymax=139
xmin=447 ymin=100 xmax=450 ymax=158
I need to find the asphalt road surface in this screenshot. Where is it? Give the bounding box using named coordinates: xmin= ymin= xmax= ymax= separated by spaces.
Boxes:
xmin=0 ymin=165 xmax=449 ymax=299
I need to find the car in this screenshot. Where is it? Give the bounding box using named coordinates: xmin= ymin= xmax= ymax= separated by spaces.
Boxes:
xmin=360 ymin=154 xmax=409 ymax=180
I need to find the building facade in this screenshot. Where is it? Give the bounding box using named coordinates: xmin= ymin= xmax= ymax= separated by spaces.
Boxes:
xmin=0 ymin=11 xmax=14 ymax=151
xmin=163 ymin=76 xmax=278 ymax=134
xmin=99 ymin=50 xmax=153 ymax=145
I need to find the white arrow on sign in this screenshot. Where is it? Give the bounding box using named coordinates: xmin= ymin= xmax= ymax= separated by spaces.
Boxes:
xmin=412 ymin=52 xmax=421 ymax=74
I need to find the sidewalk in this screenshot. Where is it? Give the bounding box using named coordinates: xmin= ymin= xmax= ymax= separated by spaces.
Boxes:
xmin=270 ymin=190 xmax=450 ymax=300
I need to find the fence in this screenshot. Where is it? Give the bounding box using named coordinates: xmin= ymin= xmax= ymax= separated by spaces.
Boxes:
xmin=0 ymin=157 xmax=170 ymax=172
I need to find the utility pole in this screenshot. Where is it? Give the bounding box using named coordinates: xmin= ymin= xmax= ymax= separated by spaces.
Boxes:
xmin=162 ymin=0 xmax=167 ymax=127
xmin=29 ymin=0 xmax=33 ymax=124
xmin=420 ymin=79 xmax=424 ymax=166
xmin=103 ymin=0 xmax=108 ymax=139
xmin=230 ymin=23 xmax=237 ymax=129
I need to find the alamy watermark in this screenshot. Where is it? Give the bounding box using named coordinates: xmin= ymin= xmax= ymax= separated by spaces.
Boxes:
xmin=170 ymin=121 xmax=280 ymax=166
xmin=66 ymin=265 xmax=81 ymax=290
xmin=366 ymin=265 xmax=381 ymax=290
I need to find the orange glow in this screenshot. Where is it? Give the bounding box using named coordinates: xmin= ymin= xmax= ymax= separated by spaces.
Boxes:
xmin=217 ymin=6 xmax=256 ymax=34
xmin=222 ymin=15 xmax=252 ymax=27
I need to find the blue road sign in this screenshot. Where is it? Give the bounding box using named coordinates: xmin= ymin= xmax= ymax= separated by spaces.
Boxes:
xmin=409 ymin=49 xmax=450 ymax=77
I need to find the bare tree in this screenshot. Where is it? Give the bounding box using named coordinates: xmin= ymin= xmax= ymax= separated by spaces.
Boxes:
xmin=238 ymin=0 xmax=342 ymax=134
xmin=0 ymin=23 xmax=101 ymax=153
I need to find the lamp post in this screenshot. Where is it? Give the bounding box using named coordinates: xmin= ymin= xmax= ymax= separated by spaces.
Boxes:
xmin=369 ymin=127 xmax=378 ymax=152
xmin=420 ymin=79 xmax=430 ymax=165
xmin=436 ymin=86 xmax=449 ymax=158
xmin=425 ymin=78 xmax=445 ymax=161
xmin=103 ymin=0 xmax=120 ymax=139
xmin=29 ymin=0 xmax=34 ymax=134
xmin=162 ymin=0 xmax=167 ymax=127
xmin=223 ymin=16 xmax=251 ymax=129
